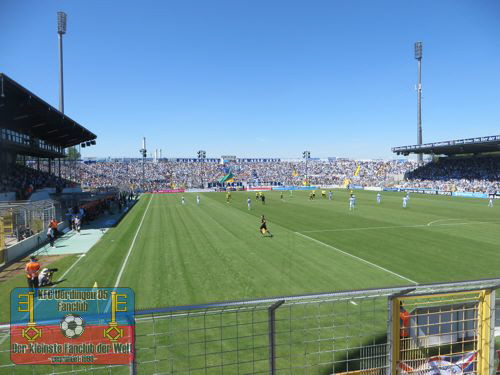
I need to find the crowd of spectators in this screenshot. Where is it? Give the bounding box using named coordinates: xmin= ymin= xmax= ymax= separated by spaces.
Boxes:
xmin=53 ymin=159 xmax=415 ymax=190
xmin=2 ymin=156 xmax=499 ymax=198
xmin=398 ymin=157 xmax=500 ymax=193
xmin=0 ymin=164 xmax=75 ymax=200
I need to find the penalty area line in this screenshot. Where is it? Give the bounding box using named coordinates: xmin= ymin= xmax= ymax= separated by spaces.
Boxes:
xmin=294 ymin=232 xmax=418 ymax=285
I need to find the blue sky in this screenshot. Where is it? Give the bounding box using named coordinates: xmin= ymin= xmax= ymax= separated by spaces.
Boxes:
xmin=1 ymin=0 xmax=499 ymax=159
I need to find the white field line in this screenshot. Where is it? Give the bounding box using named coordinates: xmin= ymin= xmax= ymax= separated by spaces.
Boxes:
xmin=103 ymin=194 xmax=153 ymax=314
xmin=295 ymin=232 xmax=418 ymax=285
xmin=426 ymin=217 xmax=496 ymax=226
xmin=114 ymin=194 xmax=153 ymax=289
xmin=426 ymin=218 xmax=465 ymax=226
xmin=55 ymin=254 xmax=86 ymax=282
xmin=301 ymin=220 xmax=500 ymax=234
xmin=0 ymin=330 xmax=9 ymax=345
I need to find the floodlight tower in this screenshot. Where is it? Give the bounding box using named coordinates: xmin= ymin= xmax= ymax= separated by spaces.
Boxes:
xmin=302 ymin=151 xmax=310 ymax=185
xmin=140 ymin=138 xmax=147 ymax=189
xmin=197 ymin=150 xmax=206 ymax=188
xmin=415 ymin=41 xmax=423 ymax=164
xmin=57 ymin=12 xmax=67 ymax=180
xmin=57 ymin=12 xmax=67 ymax=113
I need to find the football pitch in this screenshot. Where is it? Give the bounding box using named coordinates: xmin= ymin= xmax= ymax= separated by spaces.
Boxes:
xmin=1 ymin=189 xmax=500 ymax=318
xmin=0 ymin=189 xmax=499 ymax=373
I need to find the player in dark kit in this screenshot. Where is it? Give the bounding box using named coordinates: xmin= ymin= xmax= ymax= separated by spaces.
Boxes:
xmin=260 ymin=215 xmax=273 ymax=237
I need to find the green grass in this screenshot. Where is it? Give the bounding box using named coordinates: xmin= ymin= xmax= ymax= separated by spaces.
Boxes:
xmin=4 ymin=190 xmax=499 ymax=312
xmin=71 ymin=190 xmax=500 ymax=305
xmin=1 ymin=190 xmax=499 ymax=374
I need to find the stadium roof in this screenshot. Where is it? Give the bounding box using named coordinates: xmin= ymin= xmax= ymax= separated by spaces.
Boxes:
xmin=392 ymin=135 xmax=500 ymax=156
xmin=0 ymin=73 xmax=96 ymax=148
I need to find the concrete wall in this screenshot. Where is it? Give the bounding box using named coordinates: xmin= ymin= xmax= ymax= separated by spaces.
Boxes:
xmin=0 ymin=192 xmax=16 ymax=202
xmin=62 ymin=187 xmax=83 ymax=193
xmin=29 ymin=188 xmax=55 ymax=201
xmin=5 ymin=221 xmax=68 ymax=264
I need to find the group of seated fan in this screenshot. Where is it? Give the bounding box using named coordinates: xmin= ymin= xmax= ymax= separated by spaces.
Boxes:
xmin=0 ymin=164 xmax=74 ymax=200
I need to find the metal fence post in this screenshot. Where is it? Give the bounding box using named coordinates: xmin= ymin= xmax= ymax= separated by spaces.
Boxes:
xmin=268 ymin=300 xmax=285 ymax=375
xmin=129 ymin=359 xmax=137 ymax=375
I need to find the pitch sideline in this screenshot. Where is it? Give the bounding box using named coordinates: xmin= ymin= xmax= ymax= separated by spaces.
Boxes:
xmin=114 ymin=194 xmax=154 ymax=288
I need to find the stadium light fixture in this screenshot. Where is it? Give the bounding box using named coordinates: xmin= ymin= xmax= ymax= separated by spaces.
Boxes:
xmin=90 ymin=140 xmax=96 ymax=145
xmin=57 ymin=12 xmax=67 ymax=34
xmin=414 ymin=41 xmax=422 ymax=60
xmin=81 ymin=143 xmax=86 ymax=148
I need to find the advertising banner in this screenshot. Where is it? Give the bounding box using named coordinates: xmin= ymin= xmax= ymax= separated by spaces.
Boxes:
xmin=247 ymin=186 xmax=272 ymax=191
xmin=272 ymin=186 xmax=319 ymax=191
xmin=348 ymin=185 xmax=364 ymax=190
xmin=153 ymin=189 xmax=185 ymax=194
xmin=452 ymin=192 xmax=488 ymax=199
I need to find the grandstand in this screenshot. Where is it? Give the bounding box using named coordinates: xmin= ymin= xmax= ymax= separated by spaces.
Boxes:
xmin=0 ymin=73 xmax=98 ymax=266
xmin=392 ymin=135 xmax=500 ymax=195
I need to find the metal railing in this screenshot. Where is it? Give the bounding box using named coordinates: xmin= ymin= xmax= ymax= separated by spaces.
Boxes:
xmin=0 ymin=200 xmax=57 ymax=249
xmin=392 ymin=135 xmax=500 ymax=153
xmin=0 ymin=278 xmax=499 ymax=374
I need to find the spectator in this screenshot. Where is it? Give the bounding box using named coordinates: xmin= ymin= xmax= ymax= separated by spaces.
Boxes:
xmin=47 ymin=227 xmax=55 ymax=248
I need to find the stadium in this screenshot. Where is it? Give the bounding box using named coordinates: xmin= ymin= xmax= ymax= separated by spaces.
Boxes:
xmin=1 ymin=2 xmax=500 ymax=375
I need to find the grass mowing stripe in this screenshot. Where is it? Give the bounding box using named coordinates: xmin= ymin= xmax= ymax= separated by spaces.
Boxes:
xmin=295 ymin=231 xmax=419 ymax=285
xmin=114 ymin=194 xmax=154 ymax=288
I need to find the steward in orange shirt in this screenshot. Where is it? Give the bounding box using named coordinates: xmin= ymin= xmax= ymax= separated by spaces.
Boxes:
xmin=49 ymin=218 xmax=59 ymax=237
xmin=25 ymin=256 xmax=41 ymax=290
xmin=400 ymin=302 xmax=410 ymax=338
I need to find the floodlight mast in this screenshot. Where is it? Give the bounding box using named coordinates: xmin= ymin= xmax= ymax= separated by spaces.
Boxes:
xmin=140 ymin=137 xmax=147 ymax=189
xmin=303 ymin=151 xmax=310 ymax=185
xmin=198 ymin=150 xmax=206 ymax=188
xmin=57 ymin=12 xmax=67 ymax=180
xmin=57 ymin=12 xmax=67 ymax=114
xmin=415 ymin=41 xmax=423 ymax=164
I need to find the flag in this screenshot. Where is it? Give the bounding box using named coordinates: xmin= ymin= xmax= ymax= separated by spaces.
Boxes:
xmin=93 ymin=281 xmax=98 ymax=288
xmin=343 ymin=178 xmax=350 ymax=188
xmin=219 ymin=173 xmax=234 ymax=184
xmin=354 ymin=164 xmax=361 ymax=177
xmin=399 ymin=351 xmax=476 ymax=375
xmin=292 ymin=169 xmax=298 ymax=177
